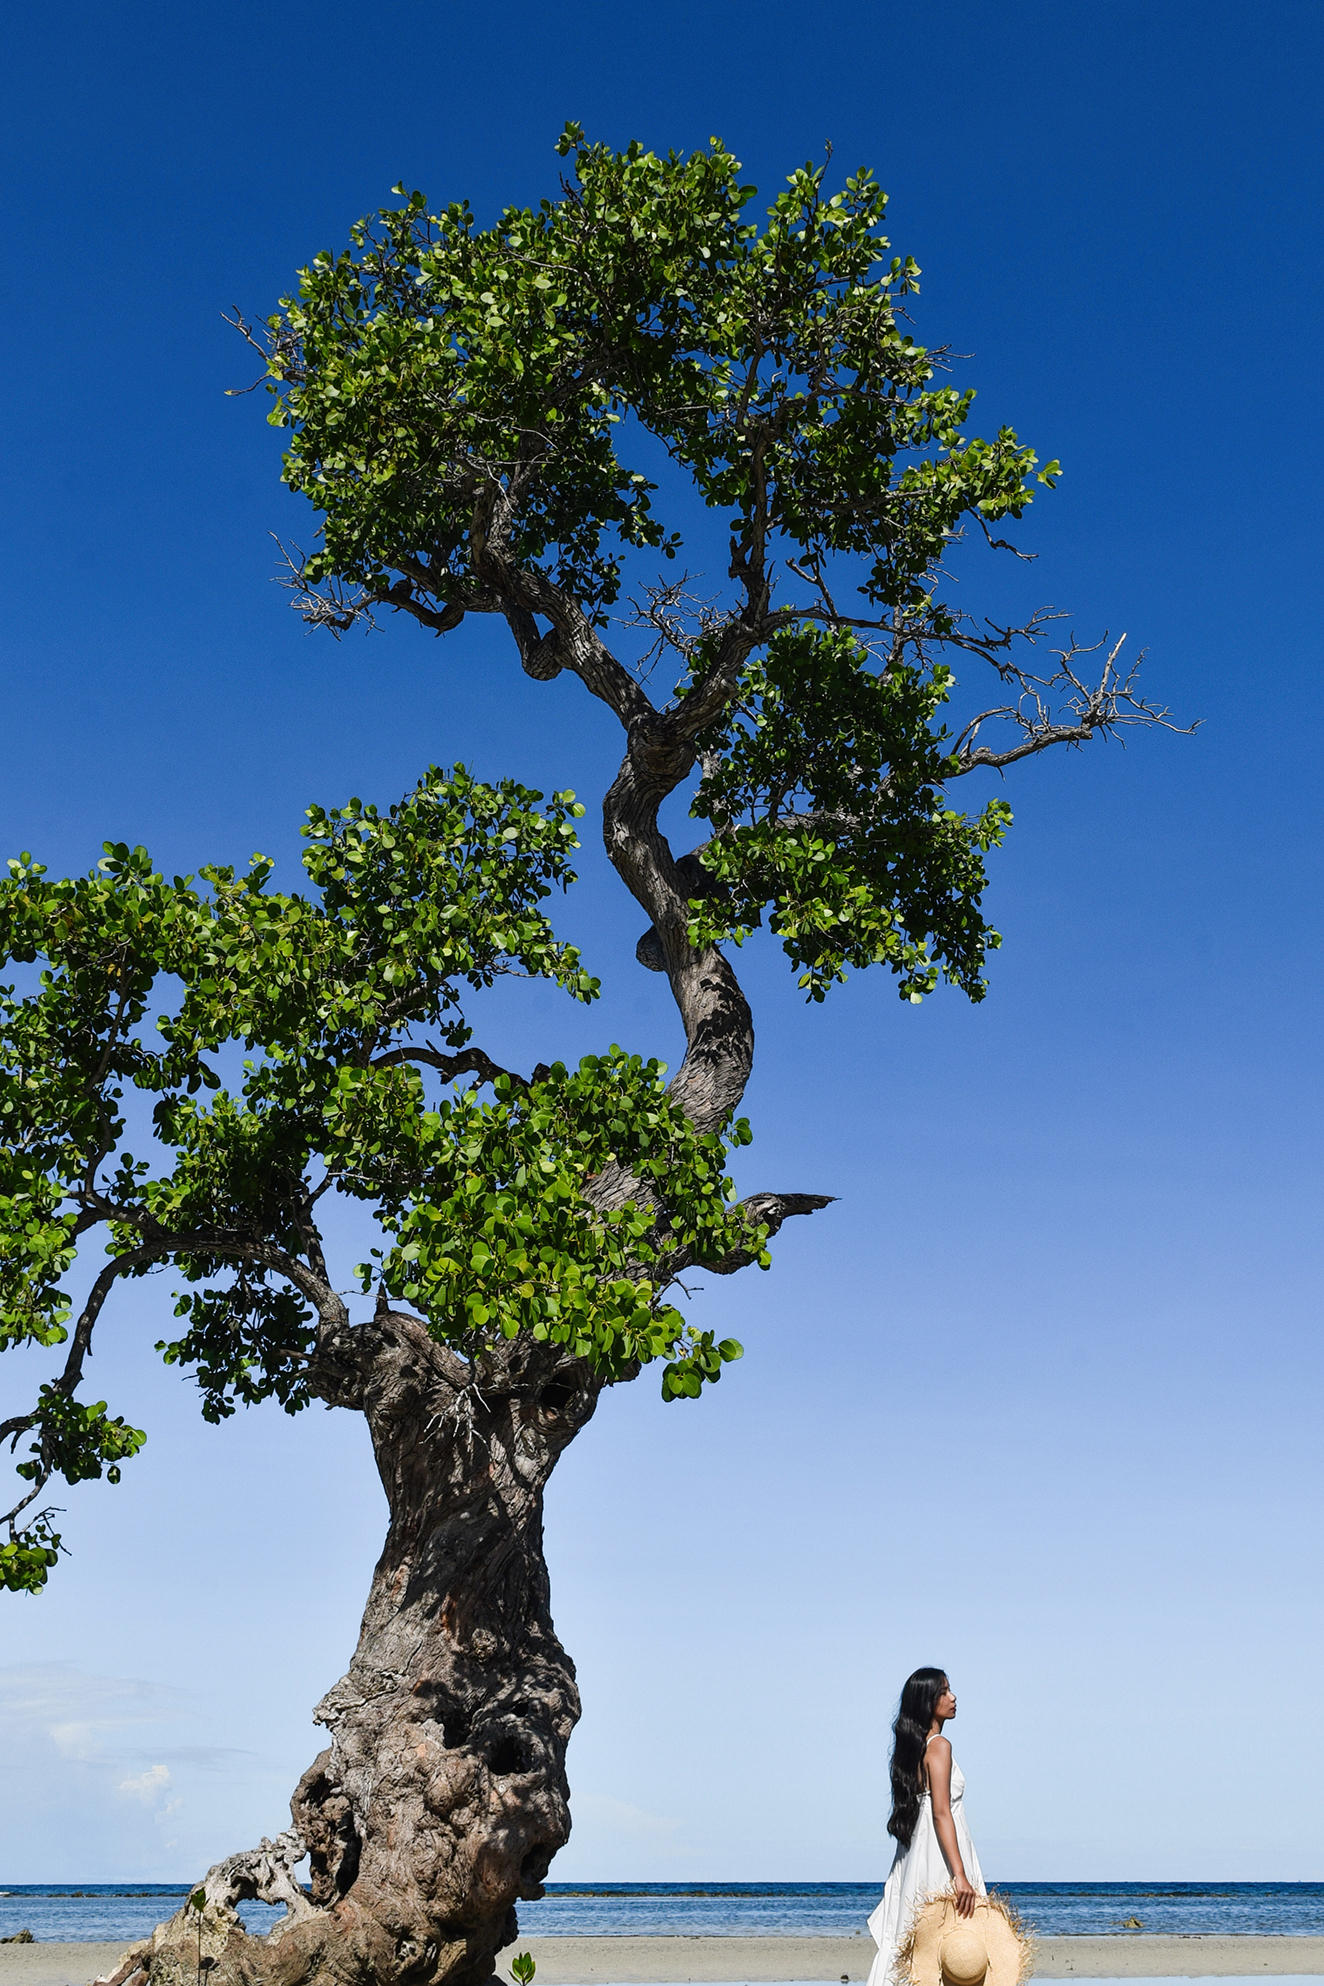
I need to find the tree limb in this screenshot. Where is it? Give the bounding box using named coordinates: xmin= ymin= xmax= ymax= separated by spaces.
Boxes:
xmin=1 ymin=1247 xmax=161 ymax=1460
xmin=667 ymin=1189 xmax=836 ymax=1277
xmin=468 ymin=531 xmax=759 ymax=1146
xmin=369 ymin=1045 xmax=532 ymax=1090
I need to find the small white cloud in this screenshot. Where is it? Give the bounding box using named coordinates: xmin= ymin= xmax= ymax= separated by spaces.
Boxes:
xmin=150 ymin=1744 xmax=254 ymax=1769
xmin=1 ymin=1661 xmax=187 ymax=1769
xmin=0 ymin=1663 xmax=192 ymax=1771
xmin=0 ymin=1664 xmax=179 ymax=1725
xmin=50 ymin=1720 xmax=109 ymax=1763
xmin=118 ymin=1764 xmax=172 ymax=1801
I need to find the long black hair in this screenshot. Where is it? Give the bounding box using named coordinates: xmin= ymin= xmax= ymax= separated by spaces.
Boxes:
xmin=887 ymin=1666 xmax=948 ymax=1846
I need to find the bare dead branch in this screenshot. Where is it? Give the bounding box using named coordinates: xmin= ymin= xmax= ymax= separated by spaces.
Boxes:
xmin=949 ymin=632 xmax=1199 ymax=775
xmin=619 ymin=573 xmax=729 ymax=680
xmin=273 ymin=537 xmax=380 ymax=635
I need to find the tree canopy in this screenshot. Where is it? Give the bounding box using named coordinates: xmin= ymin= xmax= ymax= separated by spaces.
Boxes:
xmin=2 ymin=127 xmax=1181 ymax=1597
xmin=0 ymin=772 xmax=758 ymax=1591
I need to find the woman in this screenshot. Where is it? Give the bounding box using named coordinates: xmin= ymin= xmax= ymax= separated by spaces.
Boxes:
xmin=866 ymin=1667 xmax=986 ymax=1986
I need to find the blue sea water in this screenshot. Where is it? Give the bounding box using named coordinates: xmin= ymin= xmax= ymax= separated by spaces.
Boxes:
xmin=2 ymin=1883 xmax=1324 ymax=1945
xmin=519 ymin=1884 xmax=1324 ymax=1939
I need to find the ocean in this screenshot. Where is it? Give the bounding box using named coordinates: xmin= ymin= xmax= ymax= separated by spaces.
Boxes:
xmin=2 ymin=1882 xmax=1324 ymax=1945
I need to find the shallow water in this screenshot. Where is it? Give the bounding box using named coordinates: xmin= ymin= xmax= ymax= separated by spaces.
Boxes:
xmin=3 ymin=1882 xmax=1323 ymax=1945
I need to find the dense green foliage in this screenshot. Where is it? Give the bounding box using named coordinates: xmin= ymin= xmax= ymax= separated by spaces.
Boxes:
xmin=273 ymin=126 xmax=1052 ymax=622
xmin=690 ymin=625 xmax=1012 ymax=1000
xmin=0 ymin=771 xmax=753 ymax=1589
xmin=5 ymin=129 xmax=1075 ymax=1592
xmin=262 ymin=125 xmax=1056 ymax=1008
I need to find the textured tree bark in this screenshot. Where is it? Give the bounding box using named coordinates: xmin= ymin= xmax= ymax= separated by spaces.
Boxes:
xmin=119 ymin=1313 xmax=602 ymax=1986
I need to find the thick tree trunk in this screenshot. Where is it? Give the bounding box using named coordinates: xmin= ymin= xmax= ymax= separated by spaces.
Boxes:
xmin=117 ymin=1313 xmax=600 ymax=1986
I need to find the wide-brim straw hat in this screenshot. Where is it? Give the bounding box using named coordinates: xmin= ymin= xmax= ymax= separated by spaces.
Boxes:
xmin=898 ymin=1893 xmax=1033 ymax=1986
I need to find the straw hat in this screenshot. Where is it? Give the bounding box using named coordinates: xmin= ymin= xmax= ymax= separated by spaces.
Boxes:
xmin=898 ymin=1893 xmax=1033 ymax=1986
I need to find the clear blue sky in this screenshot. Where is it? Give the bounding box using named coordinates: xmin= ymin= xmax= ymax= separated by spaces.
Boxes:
xmin=1 ymin=0 xmax=1322 ymax=1886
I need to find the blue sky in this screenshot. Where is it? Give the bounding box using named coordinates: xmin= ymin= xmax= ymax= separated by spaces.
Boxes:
xmin=1 ymin=0 xmax=1322 ymax=1886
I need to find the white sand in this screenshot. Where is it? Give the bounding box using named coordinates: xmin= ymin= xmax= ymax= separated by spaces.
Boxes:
xmin=1033 ymin=1938 xmax=1324 ymax=1979
xmin=510 ymin=1936 xmax=1324 ymax=1981
xmin=5 ymin=1935 xmax=1324 ymax=1986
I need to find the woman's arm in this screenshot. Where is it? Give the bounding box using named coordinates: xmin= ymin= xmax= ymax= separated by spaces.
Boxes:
xmin=926 ymin=1738 xmax=977 ymax=1919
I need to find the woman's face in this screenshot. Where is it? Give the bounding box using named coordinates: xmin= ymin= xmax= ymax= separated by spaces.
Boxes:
xmin=934 ymin=1679 xmax=957 ymax=1722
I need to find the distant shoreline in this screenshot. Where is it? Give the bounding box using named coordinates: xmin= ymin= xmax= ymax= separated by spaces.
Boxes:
xmin=5 ymin=1933 xmax=1324 ymax=1986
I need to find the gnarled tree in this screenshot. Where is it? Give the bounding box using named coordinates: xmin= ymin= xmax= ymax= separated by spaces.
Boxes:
xmin=1 ymin=129 xmax=1184 ymax=1986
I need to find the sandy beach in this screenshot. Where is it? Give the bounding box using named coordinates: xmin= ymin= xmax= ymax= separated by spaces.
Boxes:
xmin=5 ymin=1938 xmax=1324 ymax=1986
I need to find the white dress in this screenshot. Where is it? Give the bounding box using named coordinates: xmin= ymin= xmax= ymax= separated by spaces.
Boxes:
xmin=866 ymin=1747 xmax=986 ymax=1986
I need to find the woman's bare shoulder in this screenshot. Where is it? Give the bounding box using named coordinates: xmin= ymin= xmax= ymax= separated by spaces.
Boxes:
xmin=926 ymin=1733 xmax=953 ymax=1760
